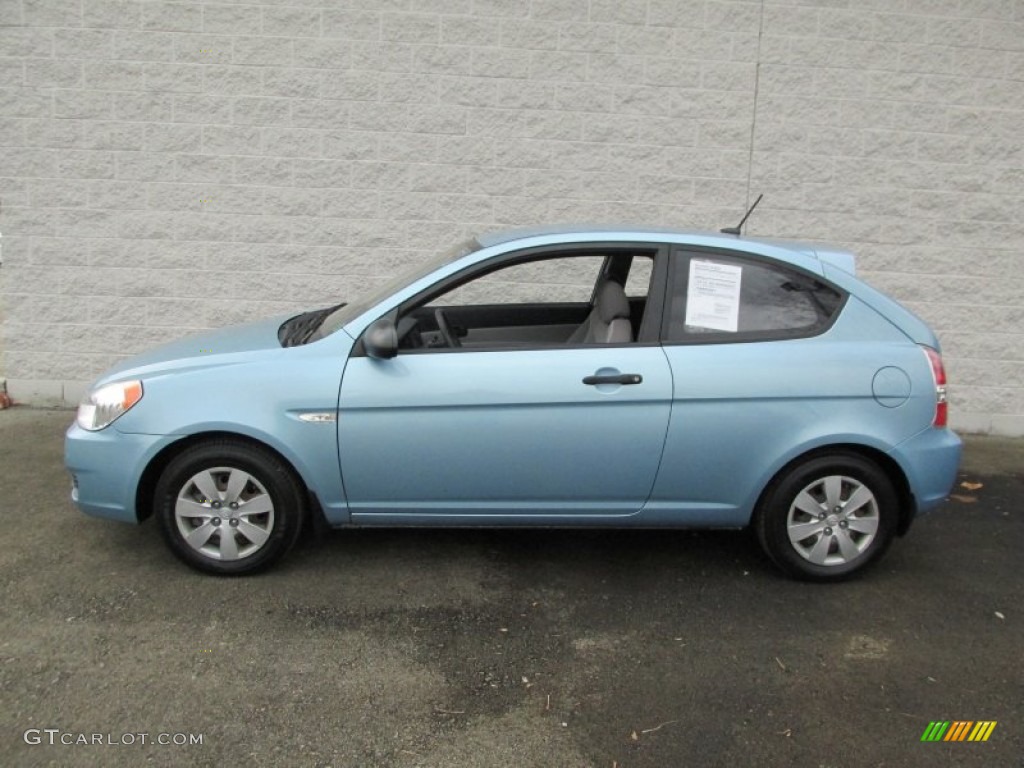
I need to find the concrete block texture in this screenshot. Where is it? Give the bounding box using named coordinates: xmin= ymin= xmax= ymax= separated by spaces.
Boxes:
xmin=1 ymin=0 xmax=1024 ymax=434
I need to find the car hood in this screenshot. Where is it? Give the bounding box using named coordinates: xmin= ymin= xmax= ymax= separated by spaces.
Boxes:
xmin=93 ymin=315 xmax=291 ymax=387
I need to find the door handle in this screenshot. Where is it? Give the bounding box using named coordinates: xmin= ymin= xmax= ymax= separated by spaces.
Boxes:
xmin=582 ymin=373 xmax=643 ymax=386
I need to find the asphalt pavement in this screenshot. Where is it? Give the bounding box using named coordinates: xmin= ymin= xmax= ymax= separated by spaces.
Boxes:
xmin=1 ymin=407 xmax=1020 ymax=767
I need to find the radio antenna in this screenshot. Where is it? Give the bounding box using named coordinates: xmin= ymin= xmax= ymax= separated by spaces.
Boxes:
xmin=720 ymin=193 xmax=763 ymax=236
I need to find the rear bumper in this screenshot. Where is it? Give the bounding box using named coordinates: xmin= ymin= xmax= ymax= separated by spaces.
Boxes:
xmin=65 ymin=423 xmax=177 ymax=523
xmin=891 ymin=427 xmax=963 ymax=516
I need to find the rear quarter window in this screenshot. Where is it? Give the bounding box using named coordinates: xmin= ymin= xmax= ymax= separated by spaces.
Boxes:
xmin=664 ymin=251 xmax=845 ymax=343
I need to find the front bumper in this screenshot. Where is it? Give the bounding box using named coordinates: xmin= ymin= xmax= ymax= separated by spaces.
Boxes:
xmin=65 ymin=422 xmax=178 ymax=523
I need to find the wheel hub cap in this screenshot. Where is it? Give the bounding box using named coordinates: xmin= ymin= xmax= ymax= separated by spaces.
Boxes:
xmin=174 ymin=466 xmax=275 ymax=562
xmin=786 ymin=474 xmax=880 ymax=567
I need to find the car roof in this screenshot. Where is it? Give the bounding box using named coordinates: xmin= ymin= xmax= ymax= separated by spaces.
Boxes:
xmin=476 ymin=224 xmax=728 ymax=248
xmin=475 ymin=225 xmax=857 ymax=275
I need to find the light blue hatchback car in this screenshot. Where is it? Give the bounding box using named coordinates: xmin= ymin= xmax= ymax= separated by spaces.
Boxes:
xmin=66 ymin=227 xmax=961 ymax=580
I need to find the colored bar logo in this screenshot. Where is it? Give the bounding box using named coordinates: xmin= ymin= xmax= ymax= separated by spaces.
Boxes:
xmin=921 ymin=721 xmax=997 ymax=742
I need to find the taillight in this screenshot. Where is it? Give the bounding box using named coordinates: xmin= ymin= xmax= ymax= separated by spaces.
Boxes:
xmin=921 ymin=346 xmax=947 ymax=427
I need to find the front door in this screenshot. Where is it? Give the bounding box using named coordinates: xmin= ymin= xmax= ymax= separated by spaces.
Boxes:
xmin=337 ymin=246 xmax=672 ymax=523
xmin=337 ymin=345 xmax=672 ymax=522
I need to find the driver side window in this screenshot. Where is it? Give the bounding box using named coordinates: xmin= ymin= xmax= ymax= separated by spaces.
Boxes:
xmin=398 ymin=251 xmax=654 ymax=352
xmin=428 ymin=256 xmax=605 ymax=307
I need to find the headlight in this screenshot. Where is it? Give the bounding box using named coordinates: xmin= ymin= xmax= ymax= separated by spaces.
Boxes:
xmin=76 ymin=380 xmax=144 ymax=431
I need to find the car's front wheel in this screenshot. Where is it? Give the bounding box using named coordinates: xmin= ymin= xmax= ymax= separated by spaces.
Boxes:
xmin=755 ymin=453 xmax=898 ymax=581
xmin=155 ymin=440 xmax=304 ymax=575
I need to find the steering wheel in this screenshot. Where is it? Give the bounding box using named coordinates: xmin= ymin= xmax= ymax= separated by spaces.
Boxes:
xmin=434 ymin=309 xmax=461 ymax=348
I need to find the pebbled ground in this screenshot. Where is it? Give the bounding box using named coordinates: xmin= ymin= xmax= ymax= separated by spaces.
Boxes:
xmin=1 ymin=407 xmax=1020 ymax=768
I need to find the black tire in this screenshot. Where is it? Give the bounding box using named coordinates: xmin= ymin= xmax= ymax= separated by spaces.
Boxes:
xmin=754 ymin=453 xmax=898 ymax=582
xmin=155 ymin=440 xmax=305 ymax=575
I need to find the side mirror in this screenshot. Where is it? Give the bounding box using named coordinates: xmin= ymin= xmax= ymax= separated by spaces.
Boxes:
xmin=364 ymin=316 xmax=398 ymax=359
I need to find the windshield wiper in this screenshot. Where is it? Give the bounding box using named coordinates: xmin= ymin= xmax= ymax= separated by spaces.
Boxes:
xmin=278 ymin=303 xmax=345 ymax=347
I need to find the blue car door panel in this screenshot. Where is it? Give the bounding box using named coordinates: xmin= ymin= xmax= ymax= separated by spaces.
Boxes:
xmin=337 ymin=347 xmax=672 ymax=522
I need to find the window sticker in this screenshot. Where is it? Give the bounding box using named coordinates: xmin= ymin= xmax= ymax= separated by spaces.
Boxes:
xmin=685 ymin=259 xmax=743 ymax=332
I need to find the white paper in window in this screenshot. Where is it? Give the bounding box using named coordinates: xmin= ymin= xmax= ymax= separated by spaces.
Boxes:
xmin=685 ymin=259 xmax=742 ymax=332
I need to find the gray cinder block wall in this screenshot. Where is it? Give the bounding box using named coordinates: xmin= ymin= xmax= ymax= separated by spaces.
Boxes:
xmin=1 ymin=0 xmax=1022 ymax=435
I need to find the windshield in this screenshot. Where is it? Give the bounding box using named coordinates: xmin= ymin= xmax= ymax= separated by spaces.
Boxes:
xmin=310 ymin=238 xmax=479 ymax=341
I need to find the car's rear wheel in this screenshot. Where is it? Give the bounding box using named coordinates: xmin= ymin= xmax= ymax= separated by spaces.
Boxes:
xmin=755 ymin=454 xmax=898 ymax=581
xmin=155 ymin=440 xmax=304 ymax=575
